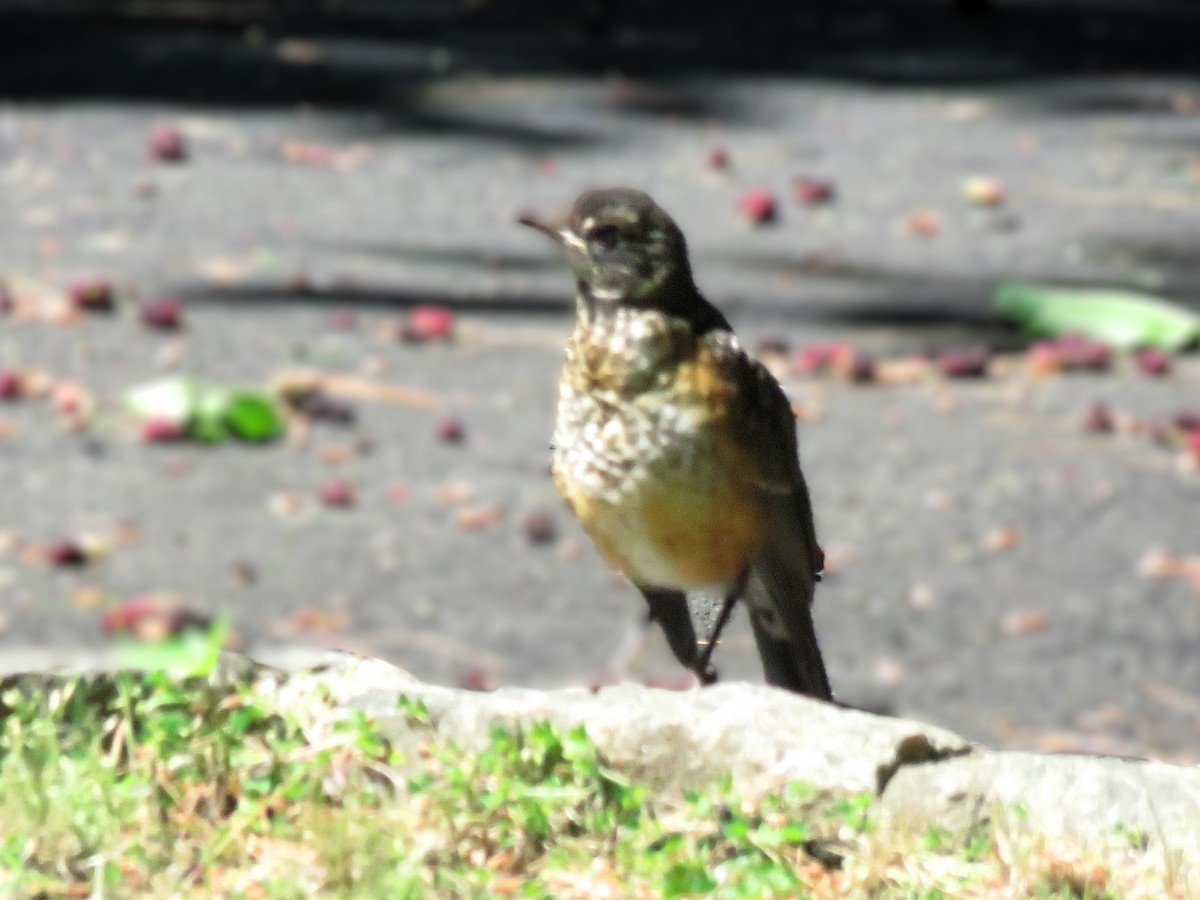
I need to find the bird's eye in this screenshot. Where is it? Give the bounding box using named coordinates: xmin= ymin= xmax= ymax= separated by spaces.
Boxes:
xmin=584 ymin=223 xmax=620 ymax=249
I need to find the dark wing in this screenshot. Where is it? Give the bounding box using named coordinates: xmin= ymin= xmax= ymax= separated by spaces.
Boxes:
xmin=709 ymin=332 xmax=832 ymax=699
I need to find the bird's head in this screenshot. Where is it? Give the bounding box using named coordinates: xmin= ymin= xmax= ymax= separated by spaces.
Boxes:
xmin=520 ymin=188 xmax=695 ymax=313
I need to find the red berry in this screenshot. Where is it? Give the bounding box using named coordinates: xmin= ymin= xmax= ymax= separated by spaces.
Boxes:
xmin=1188 ymin=430 xmax=1200 ymax=460
xmin=139 ymin=297 xmax=184 ymax=330
xmin=101 ymin=596 xmax=160 ymax=634
xmin=737 ymin=189 xmax=776 ymax=225
xmin=706 ymin=146 xmax=729 ymax=169
xmin=1134 ymin=348 xmax=1171 ymax=377
xmin=0 ymin=286 xmax=12 ymax=314
xmin=0 ymin=370 xmax=22 ymax=400
xmin=1174 ymin=412 xmax=1200 ymax=433
xmin=1027 ymin=340 xmax=1063 ymax=373
xmin=298 ymin=393 xmax=356 ymax=425
xmin=436 ymin=416 xmax=464 ymax=444
xmin=459 ymin=667 xmax=497 ymax=691
xmin=148 ymin=123 xmax=187 ymax=162
xmin=328 ymin=309 xmax=357 ymax=331
xmin=44 ymin=540 xmax=87 ymax=567
xmin=402 ymin=305 xmax=455 ymax=342
xmin=1082 ymin=402 xmax=1115 ymax=434
xmin=140 ymin=418 xmax=185 ymax=443
xmin=320 ymin=480 xmax=356 ymax=508
xmin=1070 ymin=340 xmax=1111 ymax=372
xmin=793 ymin=177 xmax=835 ymax=206
xmin=755 ymin=336 xmax=789 ymax=357
xmin=522 ymin=510 xmax=557 ymax=544
xmin=847 ymin=354 xmax=876 ymax=383
xmin=69 ymin=277 xmax=115 ymax=311
xmin=791 ymin=345 xmax=831 ymax=376
xmin=938 ymin=346 xmax=990 ymax=378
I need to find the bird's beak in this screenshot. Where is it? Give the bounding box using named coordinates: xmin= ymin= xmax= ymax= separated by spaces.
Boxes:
xmin=517 ymin=212 xmax=586 ymax=252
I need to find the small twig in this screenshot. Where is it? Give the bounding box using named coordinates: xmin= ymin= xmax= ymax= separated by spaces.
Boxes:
xmin=271 ymin=368 xmax=439 ymax=410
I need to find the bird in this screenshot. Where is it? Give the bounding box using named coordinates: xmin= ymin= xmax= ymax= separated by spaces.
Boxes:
xmin=519 ymin=187 xmax=832 ymax=700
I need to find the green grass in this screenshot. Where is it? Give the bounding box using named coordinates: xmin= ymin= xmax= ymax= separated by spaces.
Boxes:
xmin=0 ymin=667 xmax=1174 ymax=898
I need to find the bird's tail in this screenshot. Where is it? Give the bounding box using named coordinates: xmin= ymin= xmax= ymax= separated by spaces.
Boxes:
xmin=743 ymin=494 xmax=832 ymax=700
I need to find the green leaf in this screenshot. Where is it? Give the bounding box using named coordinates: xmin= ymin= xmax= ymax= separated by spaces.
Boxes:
xmin=994 ymin=281 xmax=1200 ymax=350
xmin=662 ymin=863 xmax=717 ymax=897
xmin=224 ymin=391 xmax=284 ymax=442
xmin=113 ymin=616 xmax=229 ymax=676
xmin=125 ymin=377 xmax=283 ymax=444
xmin=124 ymin=377 xmax=197 ymax=426
xmin=189 ymin=384 xmax=233 ymax=443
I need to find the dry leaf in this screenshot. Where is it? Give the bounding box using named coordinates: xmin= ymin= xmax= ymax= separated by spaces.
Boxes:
xmin=907 ymin=584 xmax=935 ymax=609
xmin=456 ymin=504 xmax=504 ymax=531
xmin=1002 ymin=609 xmax=1048 ymax=635
xmin=901 ymin=209 xmax=942 ymax=238
xmin=71 ymin=585 xmax=106 ymax=609
xmin=820 ymin=544 xmax=856 ymax=575
xmin=280 ymin=140 xmax=371 ymax=171
xmin=984 ymin=527 xmax=1021 ymax=552
xmin=874 ymin=657 xmax=906 ymax=686
xmin=285 ymin=608 xmax=348 ymax=633
xmin=276 ymin=39 xmax=322 ymax=64
xmin=923 ymin=489 xmax=951 ymax=512
xmin=317 ymin=443 xmax=356 ymax=465
xmin=271 ymin=367 xmax=437 ymax=410
xmin=434 ymin=482 xmax=474 ymax=505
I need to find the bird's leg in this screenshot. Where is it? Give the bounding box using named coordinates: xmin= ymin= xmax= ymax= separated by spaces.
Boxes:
xmin=693 ymin=572 xmax=749 ymax=685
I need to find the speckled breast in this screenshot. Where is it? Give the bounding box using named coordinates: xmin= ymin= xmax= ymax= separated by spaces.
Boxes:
xmin=552 ymin=308 xmax=763 ymax=590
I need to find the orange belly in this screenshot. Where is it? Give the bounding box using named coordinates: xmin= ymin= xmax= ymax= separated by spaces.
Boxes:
xmin=561 ymin=459 xmax=763 ymax=590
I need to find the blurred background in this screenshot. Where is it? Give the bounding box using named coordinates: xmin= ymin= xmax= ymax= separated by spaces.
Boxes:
xmin=2 ymin=0 xmax=1199 ymax=761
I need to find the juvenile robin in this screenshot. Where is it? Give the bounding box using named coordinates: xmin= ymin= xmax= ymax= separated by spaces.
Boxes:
xmin=520 ymin=188 xmax=832 ymax=700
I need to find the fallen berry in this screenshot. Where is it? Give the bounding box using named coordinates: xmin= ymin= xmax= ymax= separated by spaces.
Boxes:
xmin=1134 ymin=348 xmax=1171 ymax=377
xmin=140 ymin=418 xmax=185 ymax=443
xmin=961 ymin=176 xmax=1006 ymax=206
xmin=938 ymin=346 xmax=990 ymax=378
xmin=436 ymin=416 xmax=464 ymax=444
xmin=902 ymin=209 xmax=941 ymax=237
xmin=102 ymin=596 xmax=209 ymax=640
xmin=1081 ymin=402 xmax=1115 ymax=434
xmin=459 ymin=667 xmax=497 ymax=691
xmin=793 ymin=177 xmax=835 ymax=206
xmin=1188 ymin=430 xmax=1200 ymax=460
xmin=737 ymin=189 xmax=776 ymax=225
xmin=522 ymin=510 xmax=557 ymax=544
xmin=139 ymin=297 xmax=184 ymax=330
xmin=847 ymin=354 xmax=876 ymax=383
xmin=1069 ymin=340 xmax=1111 ymax=372
xmin=1027 ymin=340 xmax=1064 ymax=374
xmin=402 ymin=305 xmax=455 ymax=342
xmin=298 ymin=393 xmax=357 ymax=425
xmin=320 ymin=480 xmax=355 ymax=507
xmin=328 ymin=309 xmax=356 ymax=331
xmin=1174 ymin=412 xmax=1200 ymax=433
xmin=69 ymin=277 xmax=115 ymax=311
xmin=791 ymin=345 xmax=833 ymax=376
xmin=0 ymin=371 xmax=22 ymax=400
xmin=706 ymin=146 xmax=729 ymax=169
xmin=148 ymin=123 xmax=187 ymax=162
xmin=44 ymin=540 xmax=87 ymax=567
xmin=755 ymin=336 xmax=789 ymax=357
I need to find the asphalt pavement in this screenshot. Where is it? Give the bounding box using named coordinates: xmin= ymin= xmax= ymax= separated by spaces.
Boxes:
xmin=2 ymin=0 xmax=1200 ymax=760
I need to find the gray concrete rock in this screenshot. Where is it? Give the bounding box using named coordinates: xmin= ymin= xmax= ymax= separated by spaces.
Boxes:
xmin=4 ymin=646 xmax=1198 ymax=885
